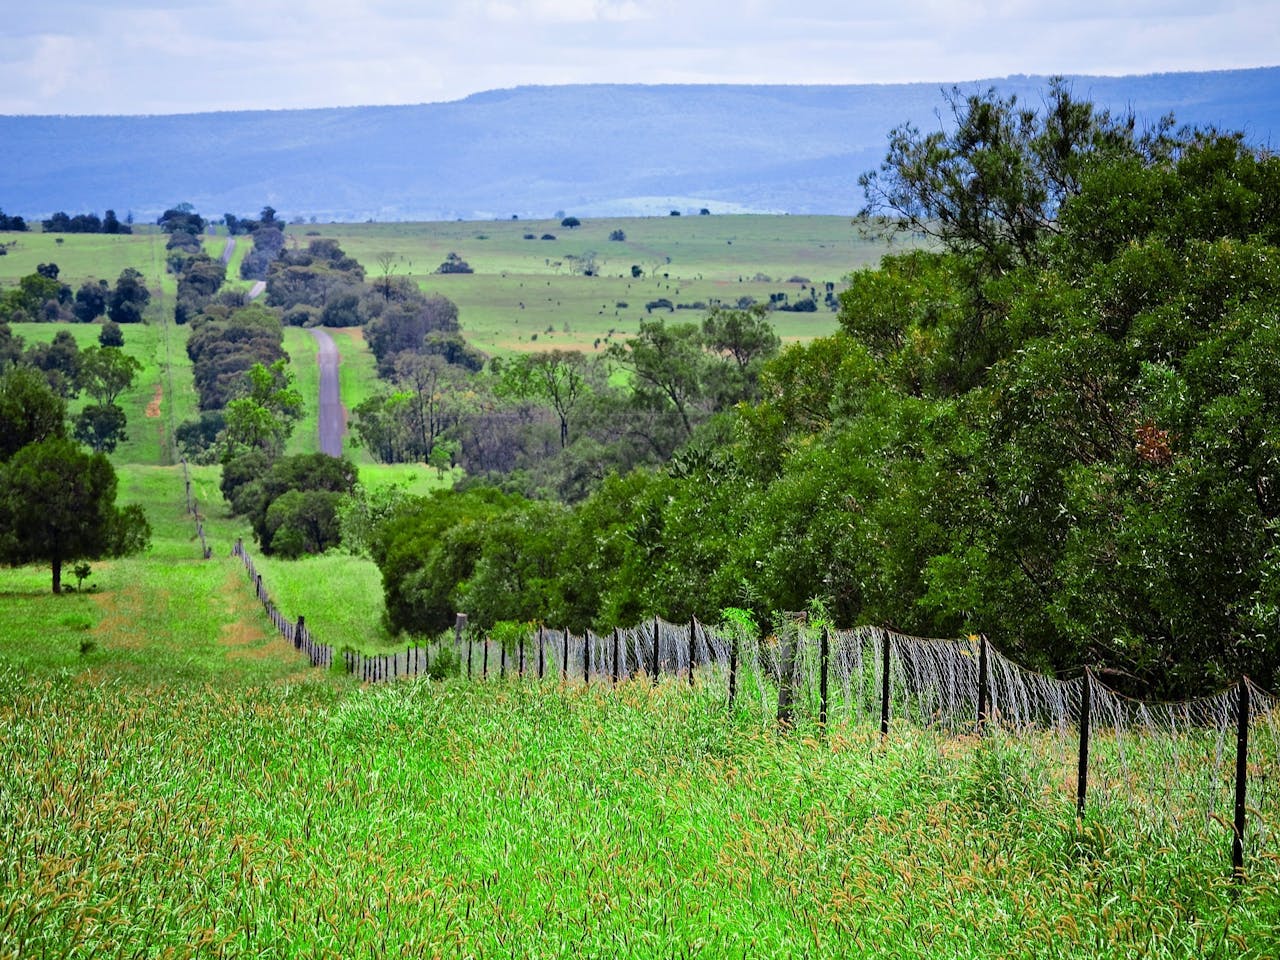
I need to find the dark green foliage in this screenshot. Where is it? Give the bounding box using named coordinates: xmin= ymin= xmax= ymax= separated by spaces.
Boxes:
xmin=0 ymin=365 xmax=66 ymax=461
xmin=858 ymin=78 xmax=1159 ymax=276
xmin=0 ymin=437 xmax=149 ymax=593
xmin=435 ymin=252 xmax=473 ymax=274
xmin=25 ymin=330 xmax=80 ymax=397
xmin=262 ymin=489 xmax=345 ymax=558
xmin=185 ymin=304 xmax=286 ymax=410
xmin=264 ymin=238 xmax=365 ymax=310
xmin=42 ymin=212 xmax=102 ymax=233
xmin=0 ymin=272 xmax=70 ymax=323
xmin=219 ymin=448 xmax=270 ymax=515
xmin=232 ymin=453 xmax=358 ymax=556
xmin=157 ymin=205 xmax=205 ymax=235
xmin=175 ymin=410 xmax=225 ymax=464
xmin=365 ymin=87 xmax=1280 ymax=697
xmin=373 ymin=486 xmax=520 ymax=636
xmin=0 ymin=320 xmax=22 ymax=366
xmin=73 ymin=403 xmax=127 ymax=453
xmin=74 ymin=280 xmax=109 ymax=323
xmin=240 ymin=226 xmax=286 ymax=280
xmin=107 ymin=268 xmax=150 ymax=324
xmin=364 ymin=295 xmax=460 ymax=374
xmin=98 ymin=321 xmax=124 ymax=348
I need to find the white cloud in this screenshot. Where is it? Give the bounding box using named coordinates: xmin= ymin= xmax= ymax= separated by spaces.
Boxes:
xmin=0 ymin=0 xmax=1275 ymax=113
xmin=475 ymin=0 xmax=650 ymax=23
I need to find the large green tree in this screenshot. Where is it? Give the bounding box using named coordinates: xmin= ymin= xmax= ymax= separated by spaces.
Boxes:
xmin=0 ymin=438 xmax=150 ymax=593
xmin=0 ymin=365 xmax=67 ymax=461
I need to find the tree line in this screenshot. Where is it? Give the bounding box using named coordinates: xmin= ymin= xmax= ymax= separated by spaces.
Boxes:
xmin=357 ymin=82 xmax=1280 ymax=699
xmin=0 ymin=263 xmax=150 ymax=326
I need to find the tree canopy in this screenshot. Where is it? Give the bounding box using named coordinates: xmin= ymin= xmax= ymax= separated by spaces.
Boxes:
xmin=365 ymin=83 xmax=1280 ymax=697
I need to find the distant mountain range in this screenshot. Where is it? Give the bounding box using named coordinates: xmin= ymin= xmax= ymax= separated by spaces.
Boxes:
xmin=2 ymin=68 xmax=1278 ymax=222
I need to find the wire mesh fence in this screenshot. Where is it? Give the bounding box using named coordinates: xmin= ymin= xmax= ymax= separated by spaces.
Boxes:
xmin=229 ymin=537 xmax=1277 ymax=876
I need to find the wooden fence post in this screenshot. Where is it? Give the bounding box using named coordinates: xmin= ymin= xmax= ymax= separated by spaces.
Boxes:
xmin=538 ymin=626 xmax=545 ymax=680
xmin=1233 ymin=679 xmax=1251 ymax=879
xmin=562 ymin=628 xmax=569 ymax=684
xmin=611 ymin=628 xmax=620 ymax=686
xmin=295 ymin=615 xmax=305 ymax=650
xmin=500 ymin=640 xmax=507 ymax=680
xmin=583 ymin=631 xmax=590 ymax=684
xmin=1076 ymin=667 xmax=1093 ymax=819
xmin=483 ymin=636 xmax=489 ymax=679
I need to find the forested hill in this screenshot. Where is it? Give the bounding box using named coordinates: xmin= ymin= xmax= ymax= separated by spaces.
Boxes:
xmin=2 ymin=67 xmax=1278 ymax=222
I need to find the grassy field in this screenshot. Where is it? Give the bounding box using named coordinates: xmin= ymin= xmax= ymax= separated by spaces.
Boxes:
xmin=1 ymin=595 xmax=1276 ymax=958
xmin=3 ymin=213 xmax=1279 ymax=953
xmin=0 ymin=229 xmax=167 ymax=289
xmin=302 ymin=215 xmax=877 ymax=355
xmin=1 ymin=217 xmax=874 ymax=356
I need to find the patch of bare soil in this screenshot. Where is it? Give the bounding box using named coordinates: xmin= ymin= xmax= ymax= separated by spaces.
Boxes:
xmin=89 ymin=566 xmax=143 ymax=651
xmin=145 ymin=384 xmax=163 ymax=418
xmin=218 ymin=567 xmax=277 ymax=661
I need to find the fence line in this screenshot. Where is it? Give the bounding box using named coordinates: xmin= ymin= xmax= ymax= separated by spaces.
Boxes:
xmin=228 ymin=537 xmax=1277 ymax=877
xmin=179 ymin=458 xmax=212 ymax=560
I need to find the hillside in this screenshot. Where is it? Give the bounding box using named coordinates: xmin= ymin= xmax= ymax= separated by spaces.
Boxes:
xmin=2 ymin=68 xmax=1278 ymax=221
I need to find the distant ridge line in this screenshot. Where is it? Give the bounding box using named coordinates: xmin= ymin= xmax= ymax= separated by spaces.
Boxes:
xmin=2 ymin=67 xmax=1277 ymax=221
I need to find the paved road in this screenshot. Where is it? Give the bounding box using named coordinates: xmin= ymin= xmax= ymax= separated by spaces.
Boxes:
xmin=309 ymin=328 xmax=345 ymax=457
xmin=220 ymin=236 xmax=236 ymax=265
xmin=247 ymin=280 xmax=266 ymax=300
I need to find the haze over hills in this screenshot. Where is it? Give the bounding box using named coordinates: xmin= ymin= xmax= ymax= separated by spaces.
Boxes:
xmin=2 ymin=67 xmax=1277 ymax=223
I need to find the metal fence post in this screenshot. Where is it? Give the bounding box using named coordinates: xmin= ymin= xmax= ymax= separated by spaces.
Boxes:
xmin=1076 ymin=667 xmax=1093 ymax=819
xmin=977 ymin=633 xmax=990 ymax=734
xmin=879 ymin=629 xmax=892 ymax=737
xmin=1233 ymin=679 xmax=1251 ymax=879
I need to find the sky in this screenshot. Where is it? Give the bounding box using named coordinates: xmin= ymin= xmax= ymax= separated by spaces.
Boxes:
xmin=1 ymin=0 xmax=1276 ymax=115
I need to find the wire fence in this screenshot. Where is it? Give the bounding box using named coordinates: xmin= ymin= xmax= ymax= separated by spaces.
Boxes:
xmin=229 ymin=537 xmax=1278 ymax=878
xmin=179 ymin=458 xmax=212 ymax=560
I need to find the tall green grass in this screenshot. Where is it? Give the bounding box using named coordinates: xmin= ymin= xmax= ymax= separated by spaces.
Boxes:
xmin=1 ymin=674 xmax=1275 ymax=958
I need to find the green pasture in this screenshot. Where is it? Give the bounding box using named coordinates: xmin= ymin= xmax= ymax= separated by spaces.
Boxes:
xmin=8 ymin=319 xmax=194 ymax=465
xmin=0 ymin=230 xmax=166 ymax=290
xmin=282 ymin=326 xmax=321 ymax=458
xmin=301 ymin=215 xmax=876 ymax=354
xmin=0 ymin=650 xmax=1276 ymax=957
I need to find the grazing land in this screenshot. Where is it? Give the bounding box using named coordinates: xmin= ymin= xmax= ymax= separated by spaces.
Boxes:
xmin=2 ymin=558 xmax=1277 ymax=958
xmin=298 ymin=215 xmax=870 ymax=354
xmin=4 ymin=211 xmax=1277 ymax=957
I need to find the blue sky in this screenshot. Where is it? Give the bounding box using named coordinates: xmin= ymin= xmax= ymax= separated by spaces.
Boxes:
xmin=2 ymin=0 xmax=1276 ymax=114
